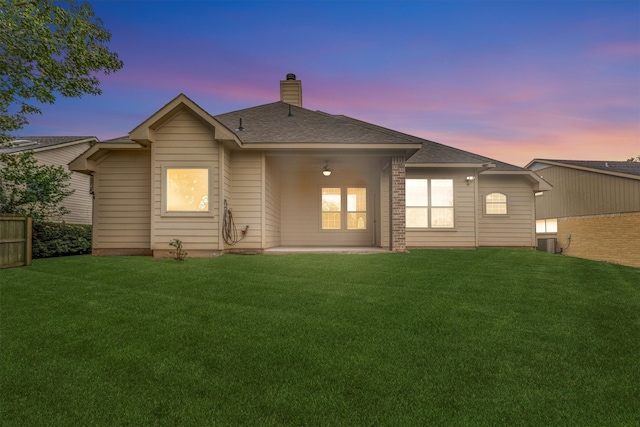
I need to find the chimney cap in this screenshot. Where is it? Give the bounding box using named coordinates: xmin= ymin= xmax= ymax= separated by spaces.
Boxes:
xmin=286 ymin=73 xmax=296 ymax=81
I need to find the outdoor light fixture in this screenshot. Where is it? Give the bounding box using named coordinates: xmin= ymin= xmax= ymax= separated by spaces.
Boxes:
xmin=322 ymin=162 xmax=332 ymax=176
xmin=466 ymin=175 xmax=475 ymax=184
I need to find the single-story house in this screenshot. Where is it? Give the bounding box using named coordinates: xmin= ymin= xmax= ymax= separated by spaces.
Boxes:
xmin=1 ymin=136 xmax=96 ymax=224
xmin=526 ymin=159 xmax=640 ymax=268
xmin=70 ymin=74 xmax=550 ymax=256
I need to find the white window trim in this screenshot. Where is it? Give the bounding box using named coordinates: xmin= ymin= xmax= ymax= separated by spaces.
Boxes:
xmin=406 ymin=178 xmax=455 ymax=229
xmin=161 ymin=165 xmax=213 ymax=217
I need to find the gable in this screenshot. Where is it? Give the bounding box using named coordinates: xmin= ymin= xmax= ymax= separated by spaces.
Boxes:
xmin=129 ymin=94 xmax=238 ymax=147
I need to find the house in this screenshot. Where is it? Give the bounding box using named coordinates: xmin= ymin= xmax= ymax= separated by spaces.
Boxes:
xmin=1 ymin=136 xmax=96 ymax=224
xmin=70 ymin=74 xmax=550 ymax=257
xmin=526 ymin=159 xmax=640 ymax=268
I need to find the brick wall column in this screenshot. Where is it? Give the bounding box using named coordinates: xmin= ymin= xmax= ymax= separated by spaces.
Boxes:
xmin=389 ymin=156 xmax=406 ymax=252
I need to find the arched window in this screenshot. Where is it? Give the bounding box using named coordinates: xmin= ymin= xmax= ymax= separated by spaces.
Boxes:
xmin=485 ymin=193 xmax=507 ymax=215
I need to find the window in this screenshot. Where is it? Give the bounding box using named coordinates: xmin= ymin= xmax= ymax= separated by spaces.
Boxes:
xmin=405 ymin=179 xmax=454 ymax=228
xmin=321 ymin=187 xmax=341 ymax=229
xmin=165 ymin=168 xmax=209 ymax=212
xmin=347 ymin=187 xmax=367 ymax=230
xmin=321 ymin=187 xmax=367 ymax=230
xmin=536 ymin=219 xmax=558 ymax=233
xmin=485 ymin=193 xmax=507 ymax=215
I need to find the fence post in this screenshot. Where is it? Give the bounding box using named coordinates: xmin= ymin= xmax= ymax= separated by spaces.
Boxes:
xmin=25 ymin=216 xmax=32 ymax=266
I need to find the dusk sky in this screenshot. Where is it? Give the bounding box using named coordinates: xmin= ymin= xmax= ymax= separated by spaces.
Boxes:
xmin=19 ymin=0 xmax=640 ymax=167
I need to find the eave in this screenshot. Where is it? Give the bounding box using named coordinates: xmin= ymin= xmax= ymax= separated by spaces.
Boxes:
xmin=69 ymin=142 xmax=146 ymax=174
xmin=481 ymin=170 xmax=553 ymax=191
xmin=407 ymin=162 xmax=496 ymax=170
xmin=526 ymin=159 xmax=640 ymax=181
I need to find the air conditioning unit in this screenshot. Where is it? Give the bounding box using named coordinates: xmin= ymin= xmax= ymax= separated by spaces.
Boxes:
xmin=537 ymin=238 xmax=556 ymax=254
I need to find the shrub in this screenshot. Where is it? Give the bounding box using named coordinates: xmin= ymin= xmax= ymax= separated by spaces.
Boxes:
xmin=169 ymin=239 xmax=187 ymax=261
xmin=32 ymin=222 xmax=92 ymax=259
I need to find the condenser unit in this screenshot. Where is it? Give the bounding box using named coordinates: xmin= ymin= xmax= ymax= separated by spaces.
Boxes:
xmin=537 ymin=238 xmax=556 ymax=254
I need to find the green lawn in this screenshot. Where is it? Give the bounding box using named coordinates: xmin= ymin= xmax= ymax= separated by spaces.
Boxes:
xmin=1 ymin=249 xmax=639 ymax=426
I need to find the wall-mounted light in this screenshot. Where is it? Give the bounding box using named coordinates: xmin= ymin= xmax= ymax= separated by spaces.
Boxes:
xmin=466 ymin=175 xmax=475 ymax=185
xmin=322 ymin=162 xmax=332 ymax=177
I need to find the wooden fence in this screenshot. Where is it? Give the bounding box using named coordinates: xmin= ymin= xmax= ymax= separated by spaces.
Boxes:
xmin=0 ymin=214 xmax=32 ymax=269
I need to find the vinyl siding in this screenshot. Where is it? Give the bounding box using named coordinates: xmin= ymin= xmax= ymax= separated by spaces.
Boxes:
xmin=405 ymin=169 xmax=476 ymax=248
xmin=225 ymin=151 xmax=263 ymax=249
xmin=265 ymin=157 xmax=281 ymax=248
xmin=151 ymin=109 xmax=220 ymax=251
xmin=533 ymin=165 xmax=640 ymax=218
xmin=33 ymin=142 xmax=93 ymax=224
xmin=478 ymin=175 xmax=535 ymax=247
xmin=93 ymin=150 xmax=151 ymax=249
xmin=380 ymin=166 xmax=390 ymax=248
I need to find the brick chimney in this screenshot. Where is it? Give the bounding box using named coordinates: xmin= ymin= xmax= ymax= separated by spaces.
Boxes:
xmin=280 ymin=73 xmax=302 ymax=107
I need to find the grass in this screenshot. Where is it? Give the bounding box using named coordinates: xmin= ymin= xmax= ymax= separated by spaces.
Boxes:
xmin=1 ymin=249 xmax=639 ymax=426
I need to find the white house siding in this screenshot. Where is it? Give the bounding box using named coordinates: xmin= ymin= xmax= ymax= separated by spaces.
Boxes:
xmin=405 ymin=169 xmax=476 ymax=248
xmin=224 ymin=151 xmax=263 ymax=250
xmin=34 ymin=142 xmax=93 ymax=224
xmin=264 ymin=157 xmax=281 ymax=248
xmin=93 ymin=150 xmax=151 ymax=250
xmin=280 ymin=157 xmax=378 ymax=247
xmin=477 ymin=175 xmax=535 ymax=247
xmin=151 ymin=109 xmax=220 ymax=253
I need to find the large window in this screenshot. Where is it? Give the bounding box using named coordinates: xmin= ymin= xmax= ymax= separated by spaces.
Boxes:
xmin=406 ymin=179 xmax=454 ymax=228
xmin=485 ymin=193 xmax=507 ymax=215
xmin=165 ymin=168 xmax=210 ymax=212
xmin=321 ymin=187 xmax=367 ymax=230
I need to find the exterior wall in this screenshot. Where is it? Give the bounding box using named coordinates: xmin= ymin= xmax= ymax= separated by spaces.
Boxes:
xmin=380 ymin=166 xmax=390 ymax=248
xmin=280 ymin=157 xmax=379 ymax=246
xmin=34 ymin=142 xmax=93 ymax=224
xmin=477 ymin=175 xmax=536 ymax=247
xmin=224 ymin=151 xmax=263 ymax=250
xmin=538 ymin=213 xmax=640 ymax=268
xmin=92 ymin=150 xmax=151 ymax=252
xmin=548 ymin=212 xmax=640 ymax=268
xmin=151 ymin=109 xmax=220 ymax=255
xmin=264 ymin=157 xmax=281 ymax=248
xmin=405 ymin=169 xmax=476 ymax=248
xmin=534 ymin=165 xmax=640 ymax=219
xmin=389 ymin=157 xmax=406 ymax=252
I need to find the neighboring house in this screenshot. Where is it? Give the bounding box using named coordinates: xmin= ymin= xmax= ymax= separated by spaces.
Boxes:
xmin=70 ymin=74 xmax=549 ymax=257
xmin=526 ymin=159 xmax=640 ymax=268
xmin=1 ymin=136 xmax=96 ymax=224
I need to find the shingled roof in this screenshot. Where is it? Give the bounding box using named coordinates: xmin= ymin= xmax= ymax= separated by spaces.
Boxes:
xmin=214 ymin=102 xmax=425 ymax=145
xmin=527 ymin=159 xmax=640 ymax=179
xmin=214 ymin=101 xmax=530 ymax=172
xmin=0 ymin=136 xmax=96 ymax=154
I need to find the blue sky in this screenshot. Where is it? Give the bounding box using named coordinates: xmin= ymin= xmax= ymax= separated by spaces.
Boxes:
xmin=19 ymin=0 xmax=640 ymax=166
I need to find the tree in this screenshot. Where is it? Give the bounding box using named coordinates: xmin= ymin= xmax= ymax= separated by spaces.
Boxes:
xmin=0 ymin=0 xmax=122 ymax=219
xmin=626 ymin=155 xmax=640 ymax=162
xmin=0 ymin=149 xmax=73 ymax=221
xmin=0 ymin=0 xmax=123 ymax=141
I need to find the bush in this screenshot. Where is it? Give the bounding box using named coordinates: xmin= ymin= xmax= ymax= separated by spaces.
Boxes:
xmin=32 ymin=222 xmax=92 ymax=259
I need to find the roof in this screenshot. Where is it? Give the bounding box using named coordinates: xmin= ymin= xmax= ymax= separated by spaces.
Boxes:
xmin=527 ymin=159 xmax=640 ymax=180
xmin=214 ymin=102 xmax=424 ymax=145
xmin=0 ymin=136 xmax=96 ymax=154
xmin=407 ymin=140 xmax=527 ymax=172
xmin=213 ymin=101 xmax=534 ymax=172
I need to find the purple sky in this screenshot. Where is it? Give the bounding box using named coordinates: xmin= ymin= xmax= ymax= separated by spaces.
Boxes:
xmin=19 ymin=0 xmax=640 ymax=167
